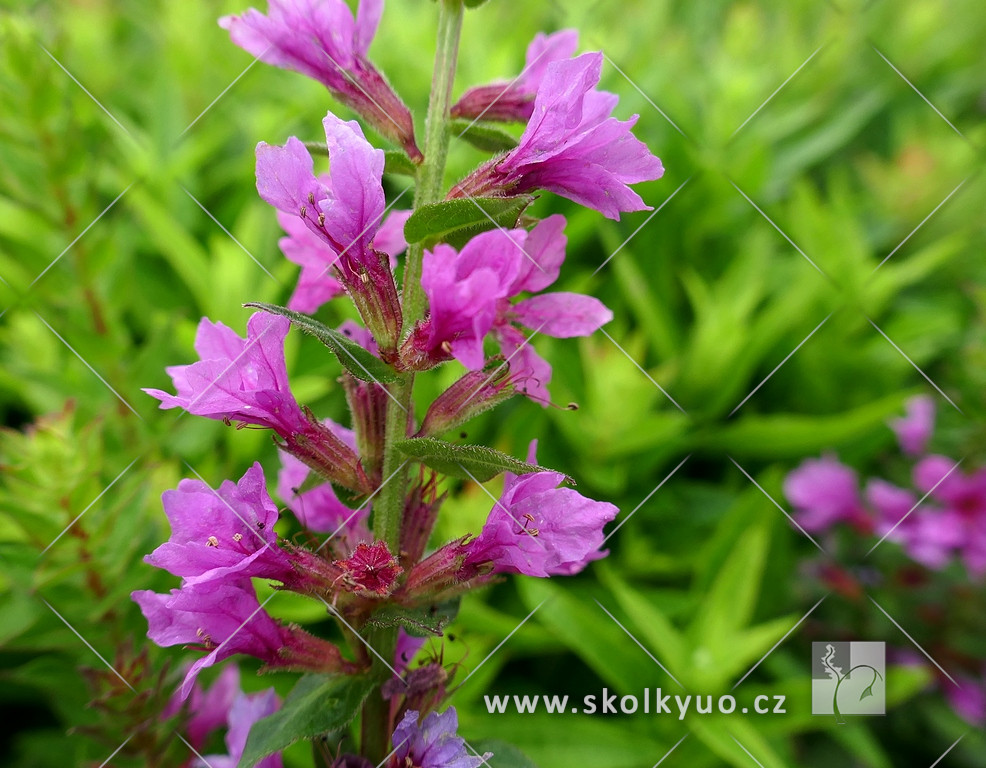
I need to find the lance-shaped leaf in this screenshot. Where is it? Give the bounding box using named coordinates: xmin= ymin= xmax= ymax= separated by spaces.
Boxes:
xmin=450 ymin=119 xmax=519 ymax=153
xmin=365 ymin=598 xmax=461 ymax=637
xmin=384 ymin=150 xmax=419 ymax=177
xmin=394 ymin=437 xmax=568 ymax=483
xmin=238 ymin=674 xmax=374 ymax=768
xmin=403 ymin=196 xmax=534 ymax=250
xmin=245 ymin=302 xmax=399 ymax=383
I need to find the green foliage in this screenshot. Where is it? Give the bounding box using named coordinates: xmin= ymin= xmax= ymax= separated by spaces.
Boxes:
xmin=403 ymin=196 xmax=534 ymax=249
xmin=394 ymin=437 xmax=565 ymax=482
xmin=2 ymin=0 xmax=985 ymax=766
xmin=365 ymin=598 xmax=460 ymax=637
xmin=450 ymin=119 xmax=519 ymax=152
xmin=238 ymin=674 xmax=375 ymax=768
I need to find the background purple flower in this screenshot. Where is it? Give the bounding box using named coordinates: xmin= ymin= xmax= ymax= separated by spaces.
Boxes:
xmin=784 ymin=454 xmax=865 ymax=533
xmin=891 ymin=395 xmax=936 ymax=456
xmin=166 ymin=664 xmax=241 ymax=751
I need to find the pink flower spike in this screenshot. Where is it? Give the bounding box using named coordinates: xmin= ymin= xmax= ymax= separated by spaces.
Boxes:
xmin=450 ymin=30 xmax=579 ymax=123
xmin=220 ymin=0 xmax=420 ymax=160
xmin=890 ymin=395 xmax=936 ymax=456
xmin=463 ymin=441 xmax=617 ymax=577
xmin=449 ymin=53 xmax=664 ymax=220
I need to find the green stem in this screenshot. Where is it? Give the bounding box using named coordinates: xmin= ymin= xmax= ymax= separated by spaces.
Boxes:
xmin=402 ymin=0 xmax=465 ymax=327
xmin=374 ymin=0 xmax=463 ymax=555
xmin=362 ymin=1 xmax=464 ymax=762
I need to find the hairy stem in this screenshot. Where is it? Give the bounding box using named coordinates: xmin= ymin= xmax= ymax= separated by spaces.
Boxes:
xmin=362 ymin=1 xmax=464 ymax=762
xmin=402 ymin=0 xmax=464 ymax=326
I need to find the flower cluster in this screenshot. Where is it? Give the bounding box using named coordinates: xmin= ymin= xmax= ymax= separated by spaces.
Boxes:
xmin=785 ymin=395 xmax=986 ymax=726
xmin=137 ymin=1 xmax=660 ymax=763
xmin=785 ymin=396 xmax=985 ymax=577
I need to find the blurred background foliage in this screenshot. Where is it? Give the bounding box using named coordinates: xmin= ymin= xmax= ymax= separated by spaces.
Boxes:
xmin=1 ymin=0 xmax=984 ymax=766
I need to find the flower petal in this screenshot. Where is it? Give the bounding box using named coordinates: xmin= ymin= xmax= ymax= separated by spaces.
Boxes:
xmin=512 ymin=291 xmax=612 ymax=337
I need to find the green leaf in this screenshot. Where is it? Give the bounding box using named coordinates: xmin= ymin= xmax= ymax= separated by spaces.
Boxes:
xmin=517 ymin=580 xmax=648 ymax=692
xmin=690 ymin=523 xmax=769 ymax=646
xmin=464 ymin=0 xmax=491 ymax=7
xmin=706 ymin=396 xmax=905 ymax=459
xmin=596 ymin=564 xmax=688 ymax=678
xmin=365 ymin=598 xmax=460 ymax=637
xmin=470 ymin=739 xmax=538 ymax=767
xmin=403 ymin=196 xmax=534 ymax=249
xmin=394 ymin=437 xmax=567 ymax=483
xmin=244 ymin=302 xmax=399 ymax=383
xmin=384 ymin=150 xmax=418 ymax=177
xmin=238 ymin=674 xmax=374 ymax=768
xmin=450 ymin=120 xmax=518 ymax=152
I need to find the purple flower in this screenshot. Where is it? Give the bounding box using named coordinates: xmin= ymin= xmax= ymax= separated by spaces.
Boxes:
xmin=256 ymin=115 xmax=402 ymax=351
xmin=144 ymin=312 xmax=308 ymax=435
xmin=450 ymin=30 xmax=579 ymax=123
xmin=890 ymin=395 xmax=936 ymax=456
xmin=277 ymin=423 xmax=371 ymax=546
xmin=220 ymin=0 xmax=420 ymax=160
xmin=908 ymin=456 xmax=986 ymax=574
xmin=133 ymin=579 xmax=352 ymax=699
xmin=395 ymin=628 xmax=426 ymax=676
xmin=277 ymin=207 xmax=410 ymax=314
xmin=449 ymin=53 xmax=664 ymax=220
xmin=463 ymin=441 xmax=617 ymax=577
xmin=404 ymin=216 xmax=612 ymax=402
xmin=784 ymin=454 xmax=865 ymax=533
xmin=964 ymin=525 xmax=986 ymax=577
xmin=391 ymin=707 xmax=491 ymax=768
xmin=167 ymin=664 xmax=241 ymax=751
xmin=866 ymin=479 xmax=916 ymax=534
xmin=198 ymin=688 xmax=283 ymax=768
xmin=944 ymin=673 xmax=986 ymax=726
xmin=145 ymin=311 xmax=367 ymax=491
xmin=146 ymin=463 xmax=293 ymax=586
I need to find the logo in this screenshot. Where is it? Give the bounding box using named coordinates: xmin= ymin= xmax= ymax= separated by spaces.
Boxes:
xmin=811 ymin=641 xmax=885 ymax=721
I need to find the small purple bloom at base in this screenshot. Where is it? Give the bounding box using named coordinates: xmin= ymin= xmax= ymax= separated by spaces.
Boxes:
xmin=391 ymin=707 xmax=491 ymax=768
